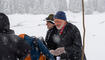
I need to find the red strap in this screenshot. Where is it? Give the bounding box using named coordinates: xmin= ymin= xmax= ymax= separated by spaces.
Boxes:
xmin=59 ymin=25 xmax=65 ymax=35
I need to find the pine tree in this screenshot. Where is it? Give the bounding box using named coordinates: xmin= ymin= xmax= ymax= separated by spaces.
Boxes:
xmin=58 ymin=0 xmax=67 ymax=11
xmin=97 ymin=0 xmax=105 ymax=12
xmin=69 ymin=0 xmax=82 ymax=13
xmin=0 ymin=0 xmax=12 ymax=14
xmin=43 ymin=0 xmax=59 ymax=14
xmin=84 ymin=0 xmax=94 ymax=14
xmin=32 ymin=0 xmax=44 ymax=14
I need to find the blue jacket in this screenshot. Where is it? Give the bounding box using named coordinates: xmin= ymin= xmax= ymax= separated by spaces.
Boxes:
xmin=24 ymin=35 xmax=55 ymax=60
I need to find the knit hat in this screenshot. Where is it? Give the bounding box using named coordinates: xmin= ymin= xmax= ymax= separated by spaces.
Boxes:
xmin=54 ymin=11 xmax=67 ymax=21
xmin=45 ymin=14 xmax=54 ymax=24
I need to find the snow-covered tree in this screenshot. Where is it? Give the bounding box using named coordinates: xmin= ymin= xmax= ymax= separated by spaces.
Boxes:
xmin=92 ymin=0 xmax=98 ymax=11
xmin=43 ymin=0 xmax=59 ymax=14
xmin=84 ymin=0 xmax=94 ymax=14
xmin=30 ymin=0 xmax=44 ymax=14
xmin=58 ymin=0 xmax=67 ymax=11
xmin=14 ymin=0 xmax=26 ymax=14
xmin=0 ymin=0 xmax=105 ymax=14
xmin=97 ymin=0 xmax=105 ymax=12
xmin=84 ymin=0 xmax=105 ymax=13
xmin=0 ymin=0 xmax=14 ymax=14
xmin=69 ymin=0 xmax=82 ymax=13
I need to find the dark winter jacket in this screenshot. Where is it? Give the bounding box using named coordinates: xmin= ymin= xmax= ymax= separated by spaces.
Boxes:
xmin=56 ymin=22 xmax=86 ymax=60
xmin=0 ymin=13 xmax=31 ymax=60
xmin=0 ymin=30 xmax=31 ymax=60
xmin=45 ymin=26 xmax=58 ymax=50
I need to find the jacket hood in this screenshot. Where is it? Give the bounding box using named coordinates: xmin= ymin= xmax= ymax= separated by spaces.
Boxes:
xmin=0 ymin=13 xmax=10 ymax=33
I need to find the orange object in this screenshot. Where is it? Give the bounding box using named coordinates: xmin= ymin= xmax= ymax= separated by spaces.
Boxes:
xmin=24 ymin=54 xmax=46 ymax=60
xmin=19 ymin=34 xmax=26 ymax=39
xmin=24 ymin=54 xmax=31 ymax=60
xmin=39 ymin=54 xmax=46 ymax=60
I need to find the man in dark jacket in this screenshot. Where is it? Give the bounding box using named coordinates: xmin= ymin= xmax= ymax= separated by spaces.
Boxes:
xmin=45 ymin=14 xmax=58 ymax=50
xmin=45 ymin=14 xmax=59 ymax=60
xmin=0 ymin=13 xmax=31 ymax=60
xmin=50 ymin=11 xmax=86 ymax=60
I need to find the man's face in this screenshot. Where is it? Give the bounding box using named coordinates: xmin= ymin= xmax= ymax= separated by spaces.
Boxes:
xmin=46 ymin=21 xmax=54 ymax=29
xmin=54 ymin=19 xmax=65 ymax=30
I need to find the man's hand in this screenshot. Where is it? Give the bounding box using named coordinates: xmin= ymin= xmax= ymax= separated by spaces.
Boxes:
xmin=55 ymin=47 xmax=65 ymax=52
xmin=50 ymin=47 xmax=65 ymax=56
xmin=50 ymin=50 xmax=55 ymax=54
xmin=50 ymin=50 xmax=60 ymax=56
xmin=55 ymin=47 xmax=65 ymax=55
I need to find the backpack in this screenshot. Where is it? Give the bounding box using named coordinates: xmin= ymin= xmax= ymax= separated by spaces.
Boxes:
xmin=19 ymin=34 xmax=46 ymax=60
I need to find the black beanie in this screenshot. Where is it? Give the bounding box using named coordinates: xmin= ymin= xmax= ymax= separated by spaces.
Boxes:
xmin=46 ymin=14 xmax=54 ymax=24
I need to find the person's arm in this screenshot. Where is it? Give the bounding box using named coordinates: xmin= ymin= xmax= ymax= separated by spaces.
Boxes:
xmin=45 ymin=30 xmax=51 ymax=49
xmin=65 ymin=26 xmax=82 ymax=60
xmin=16 ymin=35 xmax=31 ymax=59
xmin=37 ymin=39 xmax=55 ymax=60
xmin=19 ymin=34 xmax=55 ymax=60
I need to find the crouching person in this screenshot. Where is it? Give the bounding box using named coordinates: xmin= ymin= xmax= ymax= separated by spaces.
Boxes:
xmin=0 ymin=13 xmax=31 ymax=60
xmin=19 ymin=34 xmax=55 ymax=60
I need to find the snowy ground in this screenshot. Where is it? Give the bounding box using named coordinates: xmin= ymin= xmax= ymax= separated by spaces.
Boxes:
xmin=8 ymin=11 xmax=105 ymax=60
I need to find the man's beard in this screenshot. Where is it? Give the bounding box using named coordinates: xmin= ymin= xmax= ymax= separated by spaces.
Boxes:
xmin=56 ymin=23 xmax=64 ymax=30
